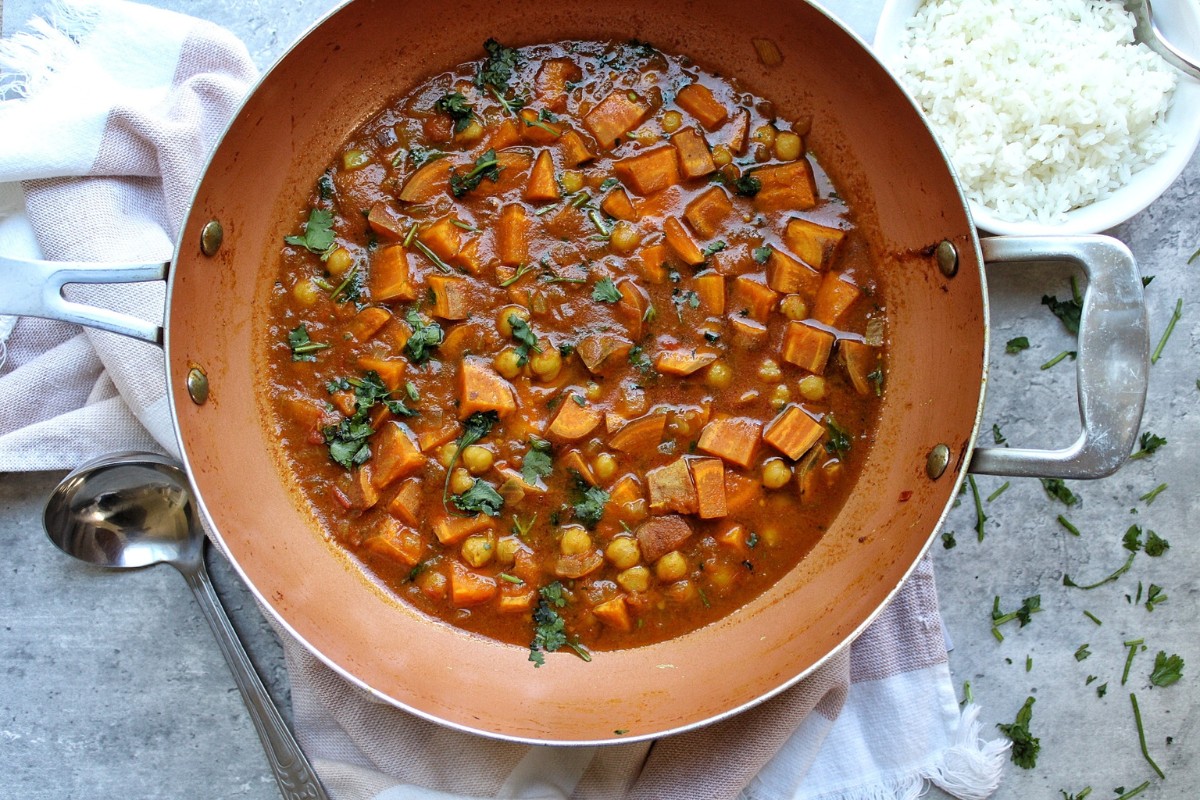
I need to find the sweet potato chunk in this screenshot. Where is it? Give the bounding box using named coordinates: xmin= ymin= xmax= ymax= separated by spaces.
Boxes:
xmin=433 ymin=514 xmax=492 ymax=546
xmin=364 ymin=518 xmax=424 ymax=567
xmin=576 ymin=333 xmax=632 ymax=375
xmin=398 ymin=159 xmax=452 ymax=203
xmin=558 ymin=129 xmax=596 ymax=167
xmin=370 ymin=422 xmax=426 ymax=490
xmin=546 ymin=394 xmax=603 ymax=441
xmin=766 ymin=248 xmax=821 ymax=296
xmin=356 ymin=357 xmax=406 ymax=391
xmin=763 ymin=405 xmax=824 ymax=460
xmin=636 ymin=515 xmax=694 ymax=562
xmin=367 ymin=201 xmax=409 ymax=241
xmin=458 ymin=356 xmax=518 ymax=418
xmin=601 ymin=187 xmax=639 ymax=222
xmin=553 ymin=550 xmax=604 ymax=579
xmin=812 ymin=272 xmax=862 ymax=325
xmin=496 ymin=203 xmax=530 ymax=266
xmin=683 ymin=185 xmax=733 ymax=239
xmin=696 ymin=416 xmax=762 ymax=469
xmin=387 ymin=479 xmax=422 ymax=526
xmin=671 ymin=127 xmax=716 ymax=178
xmin=584 ymin=90 xmax=651 ymax=149
xmin=369 ymin=245 xmax=417 ymax=303
xmin=524 ymin=149 xmax=559 ymax=203
xmin=519 ymin=108 xmax=564 ymax=144
xmin=664 ymin=216 xmax=705 ymax=265
xmin=726 ymin=108 xmax=750 ymax=154
xmin=613 ymin=147 xmax=680 ymax=196
xmin=839 ymin=339 xmax=881 ymax=396
xmin=687 ymin=456 xmax=727 ymax=519
xmin=653 ymin=348 xmax=719 ymax=376
xmin=347 ymin=306 xmax=391 ymax=342
xmin=487 ymin=118 xmax=522 ymax=150
xmin=752 ymin=160 xmax=818 ymax=212
xmin=781 ymin=321 xmax=835 ymax=374
xmin=675 ymin=83 xmax=727 ymax=130
xmin=647 ymin=458 xmax=699 ymax=515
xmin=609 ymin=413 xmax=667 ymax=454
xmin=418 ymin=217 xmax=462 ymax=261
xmin=448 ymin=562 xmax=498 ymax=608
xmin=536 ymin=57 xmax=582 ymax=112
xmin=730 ymin=276 xmax=779 ymax=323
xmin=694 ymin=273 xmax=726 ymax=316
xmin=592 ymin=596 xmax=633 ymax=632
xmin=427 ymin=274 xmax=471 ymax=320
xmin=784 ymin=218 xmax=845 ymax=270
xmin=637 ymin=243 xmax=671 ymax=284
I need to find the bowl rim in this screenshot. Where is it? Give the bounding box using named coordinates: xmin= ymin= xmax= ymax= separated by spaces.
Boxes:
xmin=871 ymin=0 xmax=1200 ymax=235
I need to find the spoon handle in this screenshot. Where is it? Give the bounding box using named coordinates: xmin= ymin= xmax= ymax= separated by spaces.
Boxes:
xmin=184 ymin=564 xmax=330 ymax=800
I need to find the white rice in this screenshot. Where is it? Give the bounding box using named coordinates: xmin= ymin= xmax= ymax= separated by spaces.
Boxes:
xmin=889 ymin=0 xmax=1178 ymax=224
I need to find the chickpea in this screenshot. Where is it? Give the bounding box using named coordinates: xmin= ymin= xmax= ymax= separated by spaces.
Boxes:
xmin=705 ymin=360 xmax=733 ymax=390
xmin=493 ymin=347 xmax=522 ymax=379
xmin=292 ymin=279 xmax=320 ymax=307
xmin=529 ymin=345 xmax=562 ymax=381
xmin=606 ymin=537 xmax=641 ymax=569
xmin=495 ymin=535 xmax=523 ymax=564
xmin=461 ymin=534 xmax=494 ymax=568
xmin=758 ymin=358 xmax=782 ymax=382
xmin=585 ymin=381 xmax=603 ymax=402
xmin=661 ymin=110 xmax=683 ymax=133
xmin=592 ymin=452 xmax=618 ymax=481
xmin=711 ymin=144 xmax=733 ymax=167
xmin=774 ymin=131 xmax=802 ymax=161
xmin=780 ymin=294 xmax=809 ymax=321
xmin=436 ymin=441 xmax=458 ymax=469
xmin=609 ymin=221 xmax=641 ymax=254
xmin=561 ymin=170 xmax=585 ymax=194
xmin=495 ymin=304 xmax=530 ymax=337
xmin=462 ymin=445 xmax=494 ymax=475
xmin=325 ymin=246 xmax=354 ymax=277
xmin=770 ymin=383 xmax=791 ymax=410
xmin=449 ymin=467 xmax=474 ymax=496
xmin=560 ymin=525 xmax=593 ymax=556
xmin=762 ymin=458 xmax=792 ymax=489
xmin=617 ymin=565 xmax=651 ymax=593
xmin=797 ymin=374 xmax=827 ymax=402
xmin=655 ymin=551 xmax=688 ymax=582
xmin=752 ymin=123 xmax=776 ymax=149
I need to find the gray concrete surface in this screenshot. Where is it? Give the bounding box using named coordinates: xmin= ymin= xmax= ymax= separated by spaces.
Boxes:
xmin=1 ymin=0 xmax=1198 ymax=798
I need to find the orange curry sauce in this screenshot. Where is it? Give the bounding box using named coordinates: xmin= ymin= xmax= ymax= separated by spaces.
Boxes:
xmin=266 ymin=40 xmax=886 ymax=663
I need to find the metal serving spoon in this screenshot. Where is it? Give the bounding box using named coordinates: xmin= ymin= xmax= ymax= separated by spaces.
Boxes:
xmin=43 ymin=452 xmax=329 ymax=800
xmin=1126 ymin=0 xmax=1200 ymax=80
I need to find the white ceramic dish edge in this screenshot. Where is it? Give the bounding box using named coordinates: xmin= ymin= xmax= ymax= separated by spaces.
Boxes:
xmin=871 ymin=0 xmax=1200 ymax=235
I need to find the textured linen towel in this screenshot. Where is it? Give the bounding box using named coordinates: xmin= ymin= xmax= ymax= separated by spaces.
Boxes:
xmin=0 ymin=2 xmax=1008 ymax=798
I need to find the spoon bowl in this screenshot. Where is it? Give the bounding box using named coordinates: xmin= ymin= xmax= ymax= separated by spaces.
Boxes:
xmin=44 ymin=452 xmax=328 ymax=800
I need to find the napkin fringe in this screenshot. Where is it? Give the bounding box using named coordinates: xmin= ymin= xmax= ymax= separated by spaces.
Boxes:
xmin=0 ymin=0 xmax=101 ymax=98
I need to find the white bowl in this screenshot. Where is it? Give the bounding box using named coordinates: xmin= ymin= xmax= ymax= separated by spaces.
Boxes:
xmin=872 ymin=0 xmax=1200 ymax=235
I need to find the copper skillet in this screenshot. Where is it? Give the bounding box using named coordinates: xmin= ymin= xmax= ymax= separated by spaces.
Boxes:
xmin=1 ymin=0 xmax=1148 ymax=743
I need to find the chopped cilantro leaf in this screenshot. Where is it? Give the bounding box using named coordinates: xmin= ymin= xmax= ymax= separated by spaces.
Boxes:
xmin=404 ymin=309 xmax=444 ymax=365
xmin=752 ymin=245 xmax=772 ymax=264
xmin=992 ymin=423 xmax=1007 ymax=444
xmin=1005 ymin=336 xmax=1030 ymax=354
xmin=1129 ymin=431 xmax=1166 ymax=460
xmin=1149 ymin=651 xmax=1183 ymax=687
xmin=284 ymin=208 xmax=336 ymax=255
xmin=451 ymin=479 xmax=505 ymax=517
xmin=1041 ymin=478 xmax=1080 ymax=506
xmin=287 ymin=324 xmax=329 ymax=361
xmin=321 ymin=370 xmax=415 ymax=469
xmin=1144 ymin=530 xmax=1169 ymax=556
xmin=1042 ymin=292 xmax=1082 ymax=335
xmin=572 ymin=477 xmax=609 ymax=529
xmin=1074 ymin=643 xmax=1092 ymax=661
xmin=1144 ymin=583 xmax=1167 ymax=612
xmin=450 ymin=149 xmax=502 ymax=197
xmin=433 ymin=92 xmax=475 ymax=134
xmin=509 ymin=315 xmax=542 ymax=366
xmin=529 ymin=581 xmax=591 ymax=667
xmin=823 ymin=414 xmax=851 ymax=459
xmin=734 ymin=173 xmax=761 ymax=197
xmin=592 ymin=276 xmax=622 ymax=303
xmin=476 ymin=38 xmax=520 ymax=91
xmin=941 ymin=530 xmax=957 ymax=549
xmin=997 ymin=696 xmax=1040 ymax=769
xmin=701 ymin=240 xmax=726 ymax=258
xmin=521 ymin=437 xmax=554 ymax=485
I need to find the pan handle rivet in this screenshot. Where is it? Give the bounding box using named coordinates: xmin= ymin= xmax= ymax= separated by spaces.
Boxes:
xmin=200 ymin=220 xmax=224 ymax=257
xmin=926 ymin=443 xmax=951 ymax=480
xmin=186 ymin=366 xmax=209 ymax=406
xmin=935 ymin=240 xmax=958 ymax=278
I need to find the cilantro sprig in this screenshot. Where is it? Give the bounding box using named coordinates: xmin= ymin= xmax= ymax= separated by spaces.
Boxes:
xmin=404 ymin=309 xmax=444 ymax=365
xmin=450 ymin=149 xmax=502 ymax=197
xmin=287 ymin=324 xmax=329 ymax=361
xmin=997 ymin=696 xmax=1040 ymax=769
xmin=285 ymin=208 xmax=336 ymax=255
xmin=528 ymin=581 xmax=592 ymax=667
xmin=433 ymin=92 xmax=475 ymax=134
xmin=322 ymin=371 xmax=416 ymax=469
xmin=442 ymin=411 xmax=499 ymax=509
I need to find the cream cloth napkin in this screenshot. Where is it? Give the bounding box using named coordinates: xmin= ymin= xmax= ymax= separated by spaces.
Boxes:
xmin=0 ymin=2 xmax=1008 ymax=798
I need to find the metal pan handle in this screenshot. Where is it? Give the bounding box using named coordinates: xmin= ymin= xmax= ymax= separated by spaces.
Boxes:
xmin=969 ymin=235 xmax=1148 ymax=479
xmin=0 ymin=256 xmax=167 ymax=344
